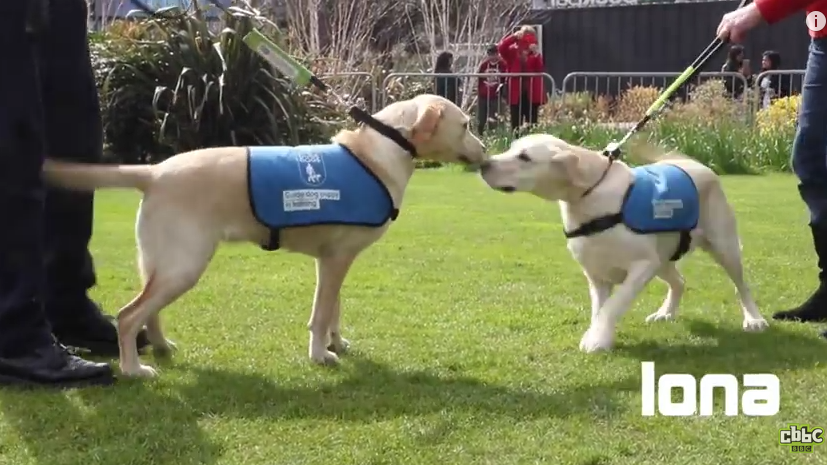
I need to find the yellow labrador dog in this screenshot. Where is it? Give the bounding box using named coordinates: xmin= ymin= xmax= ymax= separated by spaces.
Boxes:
xmin=43 ymin=94 xmax=486 ymax=378
xmin=479 ymin=134 xmax=768 ymax=353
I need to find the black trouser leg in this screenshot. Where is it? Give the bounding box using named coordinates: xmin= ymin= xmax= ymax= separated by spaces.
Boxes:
xmin=519 ymin=93 xmax=531 ymax=127
xmin=477 ymin=98 xmax=489 ymax=135
xmin=0 ymin=3 xmax=55 ymax=358
xmin=39 ymin=0 xmax=101 ymax=327
xmin=528 ymin=104 xmax=540 ymax=126
xmin=509 ymin=104 xmax=521 ymax=132
xmin=36 ymin=0 xmax=149 ymax=355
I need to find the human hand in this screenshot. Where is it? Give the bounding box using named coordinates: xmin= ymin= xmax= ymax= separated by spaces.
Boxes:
xmin=528 ymin=44 xmax=539 ymax=54
xmin=716 ymin=3 xmax=765 ymax=43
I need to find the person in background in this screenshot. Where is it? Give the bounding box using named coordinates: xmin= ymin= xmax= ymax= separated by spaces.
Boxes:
xmin=476 ymin=46 xmax=506 ymax=135
xmin=717 ymin=0 xmax=827 ymax=337
xmin=498 ymin=26 xmax=547 ymax=134
xmin=758 ymin=50 xmax=791 ymax=109
xmin=433 ymin=51 xmax=461 ymax=106
xmin=721 ymin=44 xmax=749 ymax=99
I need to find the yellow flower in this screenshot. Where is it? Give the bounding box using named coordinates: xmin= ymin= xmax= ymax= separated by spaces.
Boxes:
xmin=755 ymin=95 xmax=800 ymax=137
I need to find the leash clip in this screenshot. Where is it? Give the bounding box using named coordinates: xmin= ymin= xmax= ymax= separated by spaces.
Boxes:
xmin=602 ymin=141 xmax=622 ymax=160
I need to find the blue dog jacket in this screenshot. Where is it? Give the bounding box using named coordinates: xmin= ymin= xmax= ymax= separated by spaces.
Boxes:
xmin=247 ymin=144 xmax=397 ymax=250
xmin=621 ymin=164 xmax=700 ymax=233
xmin=564 ymin=163 xmax=699 ymax=261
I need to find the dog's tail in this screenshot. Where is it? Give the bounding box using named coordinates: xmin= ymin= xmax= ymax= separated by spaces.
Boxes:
xmin=43 ymin=159 xmax=154 ymax=192
xmin=627 ymin=139 xmax=691 ymax=164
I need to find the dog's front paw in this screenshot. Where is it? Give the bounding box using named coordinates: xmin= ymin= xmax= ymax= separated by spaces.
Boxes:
xmin=153 ymin=339 xmax=178 ymax=359
xmin=645 ymin=310 xmax=676 ymax=323
xmin=743 ymin=318 xmax=769 ymax=332
xmin=120 ymin=363 xmax=158 ymax=378
xmin=579 ymin=327 xmax=615 ymax=353
xmin=310 ymin=349 xmax=340 ymax=366
xmin=327 ymin=334 xmax=350 ymax=355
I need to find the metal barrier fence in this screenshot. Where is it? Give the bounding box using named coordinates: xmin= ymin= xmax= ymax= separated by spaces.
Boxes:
xmin=561 ymin=71 xmax=751 ymax=122
xmin=561 ymin=71 xmax=750 ymax=99
xmin=560 ymin=70 xmax=806 ymax=124
xmin=320 ymin=72 xmax=377 ymax=113
xmin=381 ymin=72 xmax=557 ymax=135
xmin=314 ymin=69 xmax=805 ymax=134
xmin=751 ymin=70 xmax=805 ymax=113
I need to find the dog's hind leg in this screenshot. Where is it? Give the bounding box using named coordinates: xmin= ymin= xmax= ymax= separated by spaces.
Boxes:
xmin=309 ymin=254 xmax=356 ymax=365
xmin=118 ymin=206 xmax=218 ymax=377
xmin=700 ymin=186 xmax=768 ymax=332
xmin=327 ymin=296 xmax=349 ymax=355
xmin=645 ymin=263 xmax=685 ymax=323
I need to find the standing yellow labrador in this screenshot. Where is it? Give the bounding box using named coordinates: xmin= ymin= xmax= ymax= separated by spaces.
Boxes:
xmin=479 ymin=134 xmax=768 ymax=353
xmin=43 ymin=94 xmax=486 ymax=377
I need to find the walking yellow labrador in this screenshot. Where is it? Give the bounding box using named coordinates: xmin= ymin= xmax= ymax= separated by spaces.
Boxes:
xmin=480 ymin=134 xmax=768 ymax=352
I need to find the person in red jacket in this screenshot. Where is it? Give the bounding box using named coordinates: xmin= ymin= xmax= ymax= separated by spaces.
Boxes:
xmin=497 ymin=27 xmax=548 ymax=134
xmin=718 ymin=0 xmax=827 ymax=334
xmin=476 ymin=46 xmax=507 ymax=135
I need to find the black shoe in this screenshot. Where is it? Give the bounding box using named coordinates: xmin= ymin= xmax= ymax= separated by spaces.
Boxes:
xmin=51 ymin=302 xmax=150 ymax=358
xmin=774 ymin=223 xmax=827 ymax=323
xmin=0 ymin=343 xmax=114 ymax=388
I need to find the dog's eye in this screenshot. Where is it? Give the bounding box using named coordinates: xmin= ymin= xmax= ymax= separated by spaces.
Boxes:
xmin=463 ymin=122 xmax=469 ymax=130
xmin=517 ymin=152 xmax=531 ymax=162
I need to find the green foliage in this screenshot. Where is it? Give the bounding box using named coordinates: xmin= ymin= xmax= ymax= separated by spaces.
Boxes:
xmin=94 ymin=23 xmax=795 ymax=176
xmin=95 ymin=12 xmax=334 ymax=163
xmin=482 ymin=79 xmax=797 ymax=175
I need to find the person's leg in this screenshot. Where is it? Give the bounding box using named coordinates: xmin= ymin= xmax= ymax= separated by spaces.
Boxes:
xmin=509 ymin=104 xmax=520 ymax=133
xmin=477 ymin=97 xmax=488 ymax=135
xmin=0 ymin=1 xmax=112 ymax=387
xmin=773 ymin=37 xmax=827 ymax=323
xmin=38 ymin=0 xmax=148 ymax=355
xmin=488 ymin=97 xmax=500 ymax=131
xmin=529 ymin=104 xmax=540 ymax=126
xmin=519 ymin=93 xmax=531 ymax=133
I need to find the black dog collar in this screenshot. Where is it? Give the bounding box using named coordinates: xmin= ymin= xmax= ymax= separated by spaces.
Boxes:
xmin=348 ymin=107 xmax=418 ymax=157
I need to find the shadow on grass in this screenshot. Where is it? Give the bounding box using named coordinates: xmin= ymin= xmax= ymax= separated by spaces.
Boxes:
xmin=0 ymin=380 xmax=223 ymax=465
xmin=172 ymin=355 xmax=634 ymax=422
xmin=614 ymin=318 xmax=827 ymax=376
xmin=5 ymin=320 xmax=815 ymax=464
xmin=0 ymin=354 xmax=633 ymax=465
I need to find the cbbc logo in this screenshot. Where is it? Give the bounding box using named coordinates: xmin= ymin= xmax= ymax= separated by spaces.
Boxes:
xmin=780 ymin=425 xmax=823 ymax=453
xmin=807 ymin=11 xmax=826 ymax=32
xmin=640 ymin=362 xmax=780 ymax=417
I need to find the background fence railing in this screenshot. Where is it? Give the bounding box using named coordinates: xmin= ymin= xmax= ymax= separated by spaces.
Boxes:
xmin=380 ymin=72 xmax=556 ymax=135
xmin=316 ymin=69 xmax=804 ymax=132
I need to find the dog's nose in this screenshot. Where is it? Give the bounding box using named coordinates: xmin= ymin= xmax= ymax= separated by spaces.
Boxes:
xmin=479 ymin=160 xmax=491 ymax=173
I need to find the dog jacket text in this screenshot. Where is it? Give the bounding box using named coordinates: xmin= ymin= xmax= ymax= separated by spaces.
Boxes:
xmin=621 ymin=164 xmax=699 ymax=233
xmin=247 ymin=144 xmax=396 ymax=232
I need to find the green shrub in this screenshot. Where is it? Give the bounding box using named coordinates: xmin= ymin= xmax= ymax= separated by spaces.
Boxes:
xmin=96 ymin=12 xmax=334 ymax=163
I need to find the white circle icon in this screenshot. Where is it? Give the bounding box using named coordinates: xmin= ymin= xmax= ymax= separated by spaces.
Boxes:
xmin=807 ymin=11 xmax=826 ymax=32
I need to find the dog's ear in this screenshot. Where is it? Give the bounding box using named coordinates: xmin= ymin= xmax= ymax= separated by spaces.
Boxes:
xmin=551 ymin=150 xmax=588 ymax=189
xmin=410 ymin=104 xmax=444 ymax=145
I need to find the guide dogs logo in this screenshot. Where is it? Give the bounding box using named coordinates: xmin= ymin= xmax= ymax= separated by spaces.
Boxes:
xmin=298 ymin=152 xmax=326 ymax=186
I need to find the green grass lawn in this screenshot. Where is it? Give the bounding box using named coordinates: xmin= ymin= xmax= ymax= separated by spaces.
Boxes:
xmin=1 ymin=170 xmax=825 ymax=465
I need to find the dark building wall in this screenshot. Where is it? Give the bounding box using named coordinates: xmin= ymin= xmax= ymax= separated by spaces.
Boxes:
xmin=529 ymin=2 xmax=810 ymax=95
